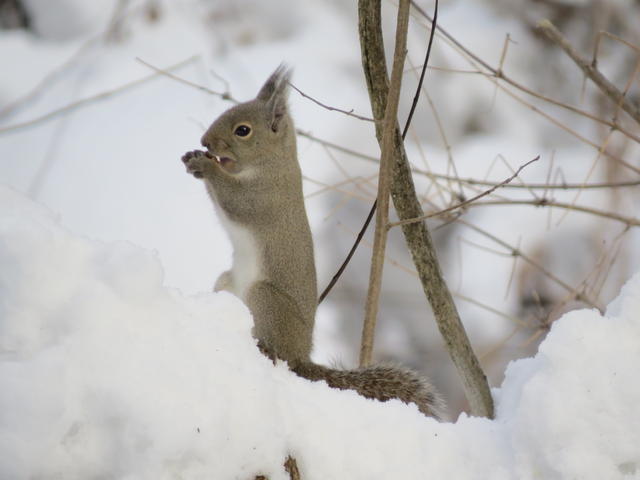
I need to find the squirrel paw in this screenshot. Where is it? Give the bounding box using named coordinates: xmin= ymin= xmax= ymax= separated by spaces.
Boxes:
xmin=181 ymin=150 xmax=215 ymax=179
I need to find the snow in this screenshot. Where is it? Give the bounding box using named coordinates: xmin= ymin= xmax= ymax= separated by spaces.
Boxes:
xmin=2 ymin=184 xmax=640 ymax=479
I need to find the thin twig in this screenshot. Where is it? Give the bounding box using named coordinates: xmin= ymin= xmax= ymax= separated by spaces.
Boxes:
xmin=0 ymin=56 xmax=199 ymax=134
xmin=318 ymin=204 xmax=376 ymax=304
xmin=360 ymin=0 xmax=410 ymax=367
xmin=402 ymin=0 xmax=438 ymax=138
xmin=318 ymin=0 xmax=440 ymax=305
xmin=288 ymin=82 xmax=375 ymax=122
xmin=388 ymin=156 xmax=540 ymax=228
xmin=462 ymin=199 xmax=640 ymax=227
xmin=537 ymin=19 xmax=640 ymax=125
xmin=409 ymin=1 xmax=640 ymax=144
xmin=456 ymin=219 xmax=600 ymax=308
xmin=298 ymin=134 xmax=640 ymax=190
xmin=0 ymin=38 xmax=99 ymax=119
xmin=136 ymin=57 xmax=231 ymax=99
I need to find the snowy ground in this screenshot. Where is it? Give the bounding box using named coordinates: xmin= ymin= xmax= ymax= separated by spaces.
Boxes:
xmin=2 ymin=185 xmax=640 ymax=479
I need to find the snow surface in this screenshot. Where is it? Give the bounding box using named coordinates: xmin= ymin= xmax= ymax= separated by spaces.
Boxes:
xmin=2 ymin=185 xmax=640 ymax=479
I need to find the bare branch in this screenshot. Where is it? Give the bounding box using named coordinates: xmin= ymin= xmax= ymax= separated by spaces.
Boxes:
xmin=288 ymin=82 xmax=375 ymax=122
xmin=409 ymin=1 xmax=640 ymax=144
xmin=359 ymin=0 xmax=494 ymax=418
xmin=0 ymin=56 xmax=199 ymax=134
xmin=360 ymin=0 xmax=410 ymax=367
xmin=537 ymin=19 xmax=640 ymax=125
xmin=456 ymin=219 xmax=600 ymax=308
xmin=388 ymin=156 xmax=540 ymax=228
xmin=463 ymin=199 xmax=640 ymax=228
xmin=136 ymin=57 xmax=231 ymax=100
xmin=318 ymin=0 xmax=439 ymax=305
xmin=402 ymin=0 xmax=438 ymax=138
xmin=297 ymin=133 xmax=640 ymax=190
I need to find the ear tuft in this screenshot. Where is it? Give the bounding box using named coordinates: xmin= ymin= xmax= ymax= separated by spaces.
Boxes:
xmin=256 ymin=63 xmax=292 ymax=132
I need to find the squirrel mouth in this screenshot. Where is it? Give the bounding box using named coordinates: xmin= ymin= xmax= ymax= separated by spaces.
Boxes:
xmin=205 ymin=151 xmax=233 ymax=165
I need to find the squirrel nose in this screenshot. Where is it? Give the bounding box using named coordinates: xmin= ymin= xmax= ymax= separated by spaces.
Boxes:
xmin=201 ymin=139 xmax=211 ymax=150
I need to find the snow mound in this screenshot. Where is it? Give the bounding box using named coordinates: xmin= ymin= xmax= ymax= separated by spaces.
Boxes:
xmin=1 ymin=185 xmax=639 ymax=479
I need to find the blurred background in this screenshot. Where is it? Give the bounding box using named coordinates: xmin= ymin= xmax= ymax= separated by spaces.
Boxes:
xmin=1 ymin=0 xmax=639 ymax=416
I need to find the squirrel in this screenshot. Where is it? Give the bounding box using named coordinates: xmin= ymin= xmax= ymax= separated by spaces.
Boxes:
xmin=181 ymin=65 xmax=445 ymax=419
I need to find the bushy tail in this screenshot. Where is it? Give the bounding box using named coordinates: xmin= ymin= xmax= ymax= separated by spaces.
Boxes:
xmin=292 ymin=362 xmax=446 ymax=419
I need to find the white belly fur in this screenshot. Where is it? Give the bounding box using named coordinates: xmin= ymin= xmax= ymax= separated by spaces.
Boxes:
xmin=216 ymin=207 xmax=262 ymax=300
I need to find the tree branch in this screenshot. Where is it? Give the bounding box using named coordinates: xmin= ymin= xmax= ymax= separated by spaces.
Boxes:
xmin=409 ymin=1 xmax=640 ymax=145
xmin=537 ymin=19 xmax=640 ymax=125
xmin=388 ymin=156 xmax=540 ymax=228
xmin=288 ymin=82 xmax=375 ymax=123
xmin=358 ymin=0 xmax=494 ymax=417
xmin=461 ymin=198 xmax=640 ymax=228
xmin=0 ymin=56 xmax=199 ymax=134
xmin=317 ymin=0 xmax=438 ymax=305
xmin=360 ymin=0 xmax=410 ymax=367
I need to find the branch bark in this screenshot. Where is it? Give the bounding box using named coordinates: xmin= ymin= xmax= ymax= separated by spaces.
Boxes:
xmin=358 ymin=0 xmax=494 ymax=418
xmin=360 ymin=0 xmax=411 ymax=367
xmin=537 ymin=19 xmax=640 ymax=125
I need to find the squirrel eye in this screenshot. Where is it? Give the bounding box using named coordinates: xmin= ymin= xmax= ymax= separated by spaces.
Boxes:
xmin=234 ymin=124 xmax=252 ymax=138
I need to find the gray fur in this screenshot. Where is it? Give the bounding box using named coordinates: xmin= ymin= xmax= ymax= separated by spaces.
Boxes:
xmin=181 ymin=66 xmax=445 ymax=418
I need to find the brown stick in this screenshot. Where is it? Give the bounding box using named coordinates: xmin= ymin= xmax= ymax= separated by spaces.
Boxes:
xmin=360 ymin=0 xmax=411 ymax=367
xmin=537 ymin=19 xmax=640 ymax=125
xmin=358 ymin=0 xmax=494 ymax=417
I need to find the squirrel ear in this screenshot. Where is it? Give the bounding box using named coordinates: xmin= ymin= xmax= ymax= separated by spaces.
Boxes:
xmin=256 ymin=64 xmax=291 ymax=133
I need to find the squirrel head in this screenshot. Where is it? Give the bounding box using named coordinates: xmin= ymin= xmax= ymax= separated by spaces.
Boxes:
xmin=200 ymin=65 xmax=295 ymax=177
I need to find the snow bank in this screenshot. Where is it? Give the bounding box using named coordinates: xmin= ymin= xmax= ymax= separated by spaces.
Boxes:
xmin=1 ymin=185 xmax=639 ymax=479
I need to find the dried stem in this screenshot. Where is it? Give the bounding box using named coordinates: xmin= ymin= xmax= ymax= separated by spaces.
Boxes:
xmin=360 ymin=0 xmax=410 ymax=367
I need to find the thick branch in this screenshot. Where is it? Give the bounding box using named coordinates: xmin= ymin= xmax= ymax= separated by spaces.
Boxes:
xmin=358 ymin=0 xmax=494 ymax=417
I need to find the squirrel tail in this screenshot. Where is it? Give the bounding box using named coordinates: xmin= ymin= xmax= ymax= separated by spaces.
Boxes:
xmin=292 ymin=362 xmax=446 ymax=420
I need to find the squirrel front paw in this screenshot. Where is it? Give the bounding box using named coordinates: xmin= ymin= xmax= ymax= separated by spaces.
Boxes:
xmin=181 ymin=150 xmax=216 ymax=179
